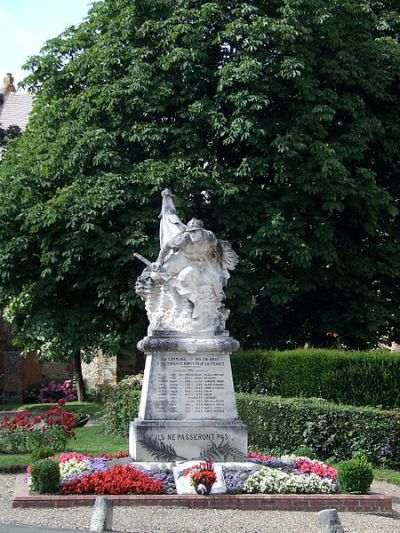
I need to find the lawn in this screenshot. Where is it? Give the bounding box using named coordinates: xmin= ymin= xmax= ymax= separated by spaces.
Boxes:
xmin=17 ymin=402 xmax=103 ymax=418
xmin=0 ymin=404 xmax=22 ymax=411
xmin=66 ymin=425 xmax=127 ymax=456
xmin=0 ymin=402 xmax=102 ymax=417
xmin=0 ymin=424 xmax=127 ymax=473
xmin=373 ymin=468 xmax=400 ymax=486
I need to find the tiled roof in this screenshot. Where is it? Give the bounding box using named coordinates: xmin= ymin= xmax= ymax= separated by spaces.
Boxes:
xmin=0 ymin=93 xmax=33 ymax=131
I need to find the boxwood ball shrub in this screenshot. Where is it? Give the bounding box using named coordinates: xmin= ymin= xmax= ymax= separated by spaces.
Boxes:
xmin=30 ymin=446 xmax=55 ymax=464
xmin=231 ymin=349 xmax=400 ymax=408
xmin=337 ymin=459 xmax=374 ymax=494
xmin=30 ymin=459 xmax=60 ymax=494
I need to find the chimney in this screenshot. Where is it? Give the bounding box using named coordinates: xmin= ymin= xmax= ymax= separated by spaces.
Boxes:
xmin=2 ymin=73 xmax=16 ymax=95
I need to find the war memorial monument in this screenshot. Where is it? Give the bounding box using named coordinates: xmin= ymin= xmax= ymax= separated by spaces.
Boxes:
xmin=129 ymin=189 xmax=248 ymax=461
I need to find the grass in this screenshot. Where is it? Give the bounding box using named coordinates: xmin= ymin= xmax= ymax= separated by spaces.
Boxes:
xmin=0 ymin=454 xmax=30 ymax=473
xmin=373 ymin=468 xmax=400 ymax=486
xmin=0 ymin=424 xmax=127 ymax=473
xmin=0 ymin=404 xmax=21 ymax=411
xmin=0 ymin=402 xmax=103 ymax=418
xmin=17 ymin=402 xmax=103 ymax=418
xmin=65 ymin=425 xmax=127 ymax=456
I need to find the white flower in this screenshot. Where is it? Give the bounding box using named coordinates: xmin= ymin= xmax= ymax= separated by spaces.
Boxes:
xmin=244 ymin=467 xmax=336 ymax=494
xmin=59 ymin=458 xmax=90 ymax=481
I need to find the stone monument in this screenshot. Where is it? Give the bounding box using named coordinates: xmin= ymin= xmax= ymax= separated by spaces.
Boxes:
xmin=129 ymin=189 xmax=247 ymax=461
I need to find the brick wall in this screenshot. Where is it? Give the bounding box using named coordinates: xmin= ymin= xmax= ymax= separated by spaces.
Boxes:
xmin=0 ymin=316 xmax=73 ymax=404
xmin=0 ymin=313 xmax=140 ymax=403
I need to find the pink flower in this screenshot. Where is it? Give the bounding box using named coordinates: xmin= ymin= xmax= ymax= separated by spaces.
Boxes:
xmin=295 ymin=458 xmax=336 ymax=480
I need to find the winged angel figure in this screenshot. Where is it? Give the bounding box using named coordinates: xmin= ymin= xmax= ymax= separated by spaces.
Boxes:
xmin=135 ymin=189 xmax=239 ymax=336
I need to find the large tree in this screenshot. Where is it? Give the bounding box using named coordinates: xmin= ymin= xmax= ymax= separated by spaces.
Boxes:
xmin=0 ymin=0 xmax=399 ymax=356
xmin=0 ymin=124 xmax=21 ymax=158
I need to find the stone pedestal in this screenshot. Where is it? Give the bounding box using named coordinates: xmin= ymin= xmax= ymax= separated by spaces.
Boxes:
xmin=129 ymin=335 xmax=247 ymax=461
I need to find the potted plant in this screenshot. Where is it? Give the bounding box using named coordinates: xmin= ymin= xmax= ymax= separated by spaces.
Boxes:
xmin=184 ymin=460 xmax=217 ymax=495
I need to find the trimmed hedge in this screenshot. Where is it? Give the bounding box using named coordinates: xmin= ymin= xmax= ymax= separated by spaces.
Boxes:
xmin=103 ymin=388 xmax=400 ymax=466
xmin=236 ymin=394 xmax=400 ymax=466
xmin=231 ymin=349 xmax=400 ymax=408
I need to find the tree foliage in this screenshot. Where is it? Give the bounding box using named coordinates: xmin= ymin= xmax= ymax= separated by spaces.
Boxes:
xmin=0 ymin=124 xmax=21 ymax=159
xmin=0 ymin=0 xmax=400 ymax=357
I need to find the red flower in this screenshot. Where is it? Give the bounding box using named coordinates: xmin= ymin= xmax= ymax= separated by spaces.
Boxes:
xmin=57 ymin=399 xmax=65 ymax=407
xmin=61 ymin=465 xmax=163 ymax=495
xmin=99 ymin=450 xmax=128 ymax=459
xmin=1 ymin=407 xmax=76 ymax=440
xmin=183 ymin=461 xmax=217 ymax=489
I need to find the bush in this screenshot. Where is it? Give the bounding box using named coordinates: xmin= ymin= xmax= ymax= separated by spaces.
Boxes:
xmin=30 ymin=459 xmax=60 ymax=494
xmin=232 ymin=349 xmax=400 ymax=408
xmin=294 ymin=445 xmax=316 ymax=460
xmin=38 ymin=380 xmax=77 ymax=403
xmin=237 ymin=394 xmax=400 ymax=466
xmin=30 ymin=446 xmax=55 ymax=464
xmin=102 ymin=378 xmax=141 ymax=437
xmin=102 ymin=385 xmax=400 ymax=467
xmin=337 ymin=459 xmax=374 ymax=493
xmin=0 ymin=406 xmax=76 ymax=453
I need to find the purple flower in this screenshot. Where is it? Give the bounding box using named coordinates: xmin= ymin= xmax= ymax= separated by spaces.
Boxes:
xmin=37 ymin=380 xmax=78 ymax=403
xmin=135 ymin=465 xmax=177 ymax=494
xmin=248 ymin=457 xmax=299 ymax=474
xmin=223 ymin=469 xmax=254 ymax=494
xmin=60 ymin=457 xmax=108 ymax=486
xmin=88 ymin=457 xmax=108 ymax=474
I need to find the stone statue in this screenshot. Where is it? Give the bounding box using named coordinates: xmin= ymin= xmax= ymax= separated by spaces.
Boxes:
xmin=131 ymin=189 xmax=247 ymax=462
xmin=2 ymin=73 xmax=16 ymax=95
xmin=135 ymin=189 xmax=238 ymax=336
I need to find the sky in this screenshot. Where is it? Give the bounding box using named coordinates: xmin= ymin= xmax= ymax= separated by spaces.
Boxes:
xmin=0 ymin=0 xmax=92 ymax=89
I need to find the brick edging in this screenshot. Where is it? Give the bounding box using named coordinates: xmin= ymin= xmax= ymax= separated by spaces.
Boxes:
xmin=13 ymin=475 xmax=392 ymax=512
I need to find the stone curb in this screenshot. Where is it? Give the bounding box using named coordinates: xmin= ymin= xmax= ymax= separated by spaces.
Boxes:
xmin=13 ymin=475 xmax=392 ymax=512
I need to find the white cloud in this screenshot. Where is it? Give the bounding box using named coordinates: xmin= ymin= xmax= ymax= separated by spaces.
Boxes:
xmin=0 ymin=9 xmax=9 ymax=25
xmin=12 ymin=29 xmax=29 ymax=41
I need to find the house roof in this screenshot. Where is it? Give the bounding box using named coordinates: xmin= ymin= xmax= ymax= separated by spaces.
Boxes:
xmin=0 ymin=93 xmax=33 ymax=131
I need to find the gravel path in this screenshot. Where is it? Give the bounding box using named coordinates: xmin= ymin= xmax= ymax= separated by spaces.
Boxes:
xmin=0 ymin=475 xmax=399 ymax=533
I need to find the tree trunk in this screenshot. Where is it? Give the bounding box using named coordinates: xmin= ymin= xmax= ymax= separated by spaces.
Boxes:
xmin=73 ymin=350 xmax=88 ymax=402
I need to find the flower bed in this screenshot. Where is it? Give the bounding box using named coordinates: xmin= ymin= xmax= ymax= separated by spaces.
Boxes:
xmin=26 ymin=452 xmax=338 ymax=496
xmin=0 ymin=406 xmax=76 ymax=454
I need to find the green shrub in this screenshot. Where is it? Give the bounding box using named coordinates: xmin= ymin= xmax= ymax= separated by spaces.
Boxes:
xmin=236 ymin=394 xmax=400 ymax=466
xmin=102 ymin=379 xmax=141 ymax=437
xmin=30 ymin=446 xmax=55 ymax=464
xmin=30 ymin=459 xmax=60 ymax=494
xmin=103 ymin=384 xmax=400 ymax=466
xmin=232 ymin=349 xmax=400 ymax=408
xmin=294 ymin=444 xmax=316 ymax=460
xmin=337 ymin=459 xmax=374 ymax=493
